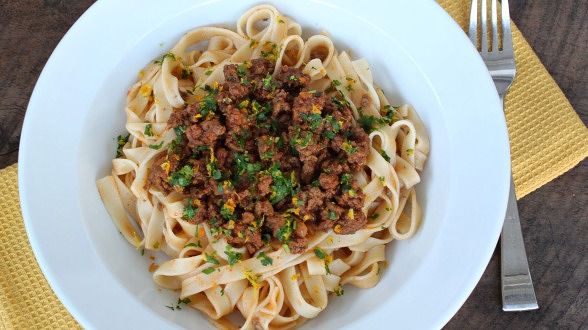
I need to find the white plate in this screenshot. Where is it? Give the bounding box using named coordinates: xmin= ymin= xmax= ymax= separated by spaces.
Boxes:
xmin=19 ymin=0 xmax=509 ymax=329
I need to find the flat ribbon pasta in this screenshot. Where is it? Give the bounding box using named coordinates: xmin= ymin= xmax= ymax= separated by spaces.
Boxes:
xmin=97 ymin=4 xmax=429 ymax=330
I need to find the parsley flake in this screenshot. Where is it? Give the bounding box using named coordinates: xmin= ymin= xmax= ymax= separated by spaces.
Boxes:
xmin=314 ymin=247 xmax=327 ymax=259
xmin=225 ymin=245 xmax=242 ymax=266
xmin=149 ymin=141 xmax=164 ymax=149
xmin=144 ymin=123 xmax=154 ymax=137
xmin=256 ymin=252 xmax=273 ymax=266
xmin=116 ymin=134 xmax=129 ymax=157
xmin=169 ymin=165 xmax=193 ymax=187
xmin=202 ymin=267 xmax=216 ymax=275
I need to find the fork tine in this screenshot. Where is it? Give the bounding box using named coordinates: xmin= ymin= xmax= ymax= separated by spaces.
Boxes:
xmin=481 ymin=0 xmax=488 ymax=51
xmin=491 ymin=0 xmax=498 ymax=51
xmin=502 ymin=0 xmax=513 ymax=52
xmin=468 ymin=0 xmax=478 ymax=47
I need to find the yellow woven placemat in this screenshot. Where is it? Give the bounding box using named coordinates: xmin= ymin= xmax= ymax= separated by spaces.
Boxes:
xmin=1 ymin=2 xmax=587 ymax=329
xmin=0 ymin=164 xmax=78 ymax=329
xmin=439 ymin=0 xmax=588 ymax=198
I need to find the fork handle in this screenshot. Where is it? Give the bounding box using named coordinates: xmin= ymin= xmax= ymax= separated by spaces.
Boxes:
xmin=501 ymin=177 xmax=539 ymax=311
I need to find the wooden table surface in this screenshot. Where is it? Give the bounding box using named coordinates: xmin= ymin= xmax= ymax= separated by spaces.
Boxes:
xmin=1 ymin=1 xmax=586 ymax=328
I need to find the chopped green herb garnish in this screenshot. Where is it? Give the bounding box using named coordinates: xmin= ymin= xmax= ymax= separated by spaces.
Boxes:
xmin=154 ymin=52 xmax=176 ymax=65
xmin=322 ymin=116 xmax=341 ymax=140
xmin=169 ymin=165 xmax=193 ymax=187
xmin=183 ymin=202 xmax=198 ymax=220
xmin=380 ymin=149 xmax=391 ymax=162
xmin=357 ymin=113 xmax=380 ymax=133
xmin=168 ymin=125 xmax=186 ymax=152
xmin=202 ymin=267 xmax=216 ymax=275
xmin=184 ymin=241 xmax=201 ymax=248
xmin=328 ymin=211 xmax=338 ymax=220
xmin=276 ymin=216 xmax=294 ymax=242
xmin=323 ymin=131 xmax=336 ymax=140
xmin=116 ymin=134 xmax=130 ymax=157
xmin=149 ymin=141 xmax=164 ymax=149
xmin=251 ymin=100 xmax=272 ymax=122
xmin=225 ymin=245 xmax=242 ymax=266
xmin=260 ymin=42 xmax=278 ymax=60
xmin=205 ymin=253 xmax=220 ymax=265
xmin=293 ymin=131 xmax=313 ymax=148
xmin=204 ymin=69 xmax=213 ymax=76
xmin=262 ymin=74 xmax=276 ymax=91
xmin=220 ymin=203 xmax=237 ymax=221
xmin=340 ymin=173 xmax=352 ymax=192
xmin=234 ymin=153 xmax=262 ymax=177
xmin=210 ymin=225 xmax=232 ymax=237
xmin=144 ymin=123 xmax=154 ymax=137
xmin=178 ymin=298 xmax=191 ymax=305
xmin=257 ymin=251 xmax=273 ymax=266
xmin=199 ymin=86 xmax=218 ymax=117
xmin=236 ymin=63 xmax=248 ymax=77
xmin=261 ymin=151 xmax=274 ymax=160
xmin=275 ymin=136 xmax=285 ymax=149
xmin=267 ymin=165 xmax=296 ymax=204
xmin=210 ymin=164 xmax=222 ymax=180
xmin=314 ymin=247 xmax=327 ymax=259
xmin=262 ymin=233 xmax=272 ymax=244
xmin=233 ymin=130 xmax=251 ymax=149
xmin=181 ymin=67 xmax=192 ymax=79
xmin=334 ymin=285 xmax=344 ymax=296
xmin=341 ymin=140 xmax=357 ymax=155
xmin=238 ymin=99 xmax=250 ymax=109
xmin=301 ymin=113 xmax=322 ymax=130
xmin=331 ymin=95 xmax=350 ymax=108
xmin=165 ymin=297 xmax=192 ymax=311
xmin=357 ymin=105 xmax=394 ymax=133
xmin=369 ymin=213 xmax=380 ymax=220
xmin=358 ymin=105 xmax=396 ymax=133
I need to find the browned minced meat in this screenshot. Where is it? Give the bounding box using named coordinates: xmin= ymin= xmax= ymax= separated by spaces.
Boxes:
xmin=146 ymin=58 xmax=370 ymax=255
xmin=185 ymin=118 xmax=226 ymax=148
xmin=147 ymin=153 xmax=175 ymax=194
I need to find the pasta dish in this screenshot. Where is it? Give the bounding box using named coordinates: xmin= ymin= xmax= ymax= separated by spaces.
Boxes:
xmin=97 ymin=4 xmax=429 ymax=329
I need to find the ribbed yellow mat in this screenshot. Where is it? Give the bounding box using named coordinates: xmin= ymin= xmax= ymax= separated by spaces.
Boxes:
xmin=440 ymin=0 xmax=588 ymax=198
xmin=0 ymin=164 xmax=78 ymax=329
xmin=1 ymin=2 xmax=587 ymax=329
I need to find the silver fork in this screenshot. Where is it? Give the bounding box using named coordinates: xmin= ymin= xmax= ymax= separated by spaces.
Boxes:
xmin=469 ymin=0 xmax=539 ymax=312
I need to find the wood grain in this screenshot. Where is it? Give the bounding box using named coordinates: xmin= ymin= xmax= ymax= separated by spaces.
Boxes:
xmin=0 ymin=0 xmax=586 ymax=328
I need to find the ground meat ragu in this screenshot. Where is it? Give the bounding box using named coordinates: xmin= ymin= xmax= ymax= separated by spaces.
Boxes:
xmin=146 ymin=58 xmax=370 ymax=254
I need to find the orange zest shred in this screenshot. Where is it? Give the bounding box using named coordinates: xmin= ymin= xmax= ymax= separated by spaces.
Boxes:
xmin=139 ymin=84 xmax=152 ymax=97
xmin=148 ymin=263 xmax=159 ymax=272
xmin=160 ymin=161 xmax=171 ymax=174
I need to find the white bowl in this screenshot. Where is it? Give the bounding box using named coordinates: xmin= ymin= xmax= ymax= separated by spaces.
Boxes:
xmin=19 ymin=0 xmax=509 ymax=329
